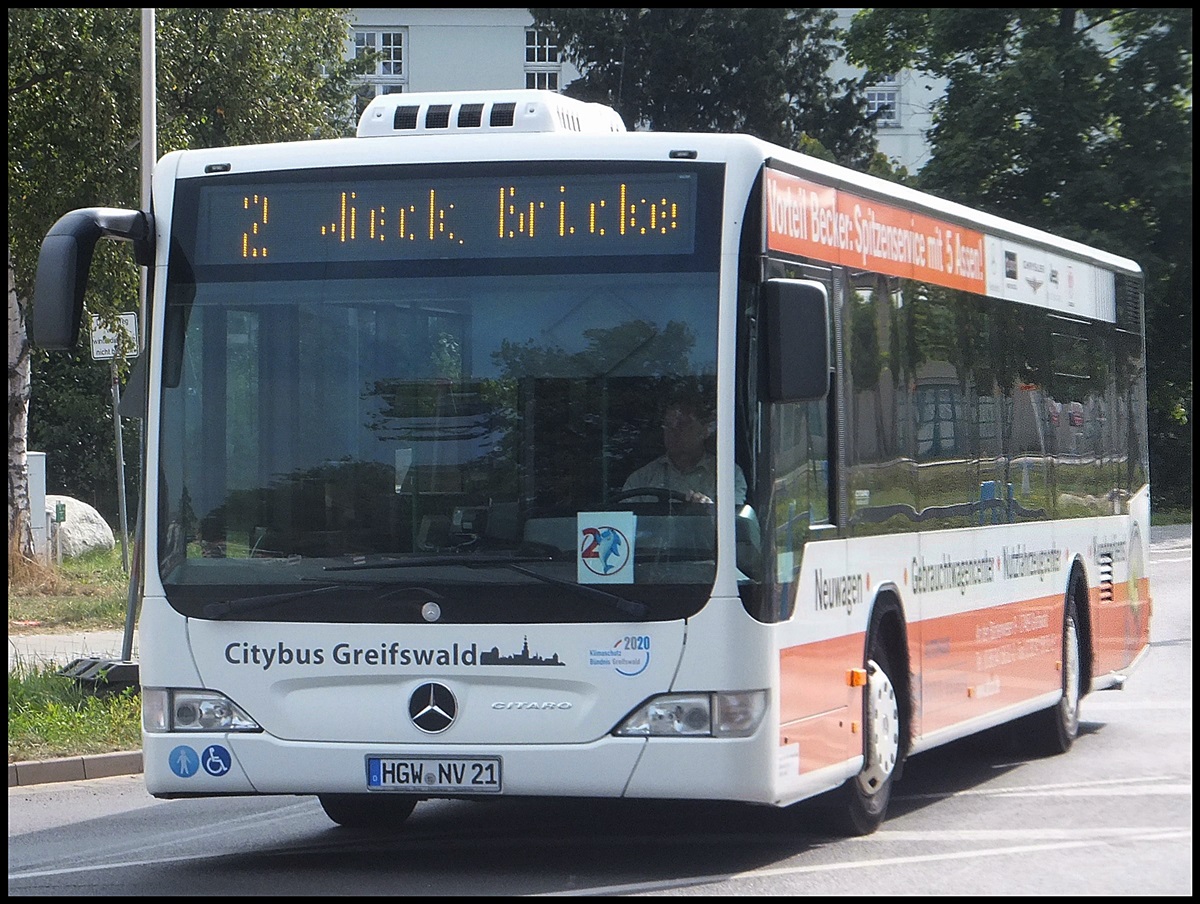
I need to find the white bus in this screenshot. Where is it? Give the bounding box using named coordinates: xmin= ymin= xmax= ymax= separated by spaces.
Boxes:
xmin=33 ymin=90 xmax=1151 ymax=833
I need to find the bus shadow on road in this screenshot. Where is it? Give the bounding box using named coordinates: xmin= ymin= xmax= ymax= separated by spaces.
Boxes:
xmin=881 ymin=717 xmax=1108 ymax=822
xmin=195 ymin=723 xmax=1115 ymax=892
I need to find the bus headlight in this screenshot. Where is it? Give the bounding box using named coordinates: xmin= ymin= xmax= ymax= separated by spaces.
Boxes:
xmin=614 ymin=690 xmax=767 ymax=738
xmin=143 ymin=689 xmax=261 ymax=733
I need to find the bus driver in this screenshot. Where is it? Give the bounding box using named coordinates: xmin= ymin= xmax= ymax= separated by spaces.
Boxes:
xmin=623 ymin=396 xmax=747 ymax=505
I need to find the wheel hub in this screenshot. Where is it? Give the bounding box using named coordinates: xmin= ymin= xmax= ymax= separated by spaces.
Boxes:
xmin=1061 ymin=617 xmax=1080 ymax=734
xmin=857 ymin=658 xmax=900 ymax=795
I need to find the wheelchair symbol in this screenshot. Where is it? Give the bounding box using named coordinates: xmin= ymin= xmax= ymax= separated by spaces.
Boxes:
xmin=201 ymin=744 xmax=232 ymax=777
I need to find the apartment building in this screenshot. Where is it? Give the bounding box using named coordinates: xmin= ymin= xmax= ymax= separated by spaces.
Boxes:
xmin=347 ymin=8 xmax=944 ymax=173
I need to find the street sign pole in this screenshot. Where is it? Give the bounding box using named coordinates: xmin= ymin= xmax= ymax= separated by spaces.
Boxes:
xmin=110 ymin=360 xmax=130 ymax=573
xmin=63 ymin=10 xmax=156 ymax=691
xmin=81 ymin=312 xmax=139 ymax=689
xmin=91 ymin=312 xmax=139 ymax=574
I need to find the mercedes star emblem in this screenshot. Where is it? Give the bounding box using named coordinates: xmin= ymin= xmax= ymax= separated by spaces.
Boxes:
xmin=409 ymin=682 xmax=457 ymax=733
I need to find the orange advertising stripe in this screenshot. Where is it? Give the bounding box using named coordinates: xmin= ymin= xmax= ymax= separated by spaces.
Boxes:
xmin=778 ymin=582 xmax=1151 ymax=773
xmin=1091 ymin=577 xmax=1152 ymax=677
xmin=779 ymin=631 xmax=864 ymax=726
xmin=916 ymin=592 xmax=1063 ymax=736
xmin=779 ymin=631 xmax=863 ymax=774
xmin=764 ymin=169 xmax=987 ymax=295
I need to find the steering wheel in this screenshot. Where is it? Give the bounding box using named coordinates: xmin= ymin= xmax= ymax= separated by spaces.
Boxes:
xmin=608 ymin=486 xmax=695 ymax=504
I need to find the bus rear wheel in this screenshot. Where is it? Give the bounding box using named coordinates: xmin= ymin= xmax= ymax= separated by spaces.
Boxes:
xmin=831 ymin=639 xmax=901 ymax=836
xmin=1028 ymin=595 xmax=1082 ymax=756
xmin=318 ymin=794 xmax=418 ymax=830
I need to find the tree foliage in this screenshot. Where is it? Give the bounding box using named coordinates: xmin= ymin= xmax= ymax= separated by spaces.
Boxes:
xmin=845 ymin=8 xmax=1193 ymax=510
xmin=529 ymin=7 xmax=882 ymax=168
xmin=8 ymin=8 xmax=370 ymax=532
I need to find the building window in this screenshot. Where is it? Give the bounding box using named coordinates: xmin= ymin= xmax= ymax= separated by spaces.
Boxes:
xmin=916 ymin=385 xmax=958 ymax=457
xmin=356 ymin=29 xmax=406 ymax=78
xmin=353 ymin=29 xmax=408 ymax=118
xmin=866 ymin=74 xmax=899 ymax=127
xmin=525 ymin=29 xmax=561 ymax=92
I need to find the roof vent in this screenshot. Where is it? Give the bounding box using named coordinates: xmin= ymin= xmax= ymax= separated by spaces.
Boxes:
xmin=393 ymin=105 xmax=419 ymax=130
xmin=489 ymin=102 xmax=516 ymax=128
xmin=425 ymin=104 xmax=451 ymax=129
xmin=358 ymin=90 xmax=626 ymax=137
xmin=457 ymin=103 xmax=484 ymax=128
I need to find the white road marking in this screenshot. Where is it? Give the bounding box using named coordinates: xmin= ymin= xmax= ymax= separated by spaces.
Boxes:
xmin=550 ymin=829 xmax=1191 ymax=896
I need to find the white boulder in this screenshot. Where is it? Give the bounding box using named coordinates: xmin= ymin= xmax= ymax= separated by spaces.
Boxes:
xmin=46 ymin=495 xmax=116 ymax=559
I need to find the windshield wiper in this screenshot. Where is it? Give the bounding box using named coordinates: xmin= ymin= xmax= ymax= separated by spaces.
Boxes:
xmin=323 ymin=554 xmax=554 ymax=571
xmin=202 ymin=573 xmax=418 ymax=620
xmin=203 ymin=583 xmax=343 ymax=620
xmin=499 ymin=562 xmax=647 ymax=618
xmin=324 ymin=555 xmax=647 ymax=618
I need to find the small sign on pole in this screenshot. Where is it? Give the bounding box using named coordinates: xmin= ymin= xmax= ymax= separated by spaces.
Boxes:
xmin=53 ymin=502 xmax=66 ymax=566
xmin=90 ymin=313 xmax=138 ymax=573
xmin=90 ymin=313 xmax=139 ymax=361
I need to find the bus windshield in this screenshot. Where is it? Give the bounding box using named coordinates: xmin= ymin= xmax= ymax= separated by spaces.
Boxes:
xmin=157 ymin=162 xmax=724 ymax=624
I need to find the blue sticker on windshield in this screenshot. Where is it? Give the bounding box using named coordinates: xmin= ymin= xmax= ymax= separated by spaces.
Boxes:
xmin=577 ymin=512 xmax=636 ymax=584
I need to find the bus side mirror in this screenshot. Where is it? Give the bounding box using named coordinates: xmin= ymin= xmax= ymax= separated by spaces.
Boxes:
xmin=31 ymin=208 xmax=153 ymax=350
xmin=763 ymin=278 xmax=830 ymax=402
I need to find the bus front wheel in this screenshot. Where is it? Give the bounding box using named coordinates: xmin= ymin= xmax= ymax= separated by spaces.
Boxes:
xmin=318 ymin=794 xmax=418 ymax=830
xmin=831 ymin=637 xmax=901 ymax=836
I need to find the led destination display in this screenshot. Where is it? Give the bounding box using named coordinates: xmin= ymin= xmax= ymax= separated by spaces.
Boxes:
xmin=193 ymin=169 xmax=699 ymax=265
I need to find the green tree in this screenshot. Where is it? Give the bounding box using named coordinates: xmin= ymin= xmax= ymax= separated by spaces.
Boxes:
xmin=529 ymin=7 xmax=882 ymax=168
xmin=8 ymin=8 xmax=371 ymax=556
xmin=845 ymin=8 xmax=1192 ymax=511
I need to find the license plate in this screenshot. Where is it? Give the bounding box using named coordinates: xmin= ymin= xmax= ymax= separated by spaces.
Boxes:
xmin=366 ymin=756 xmax=502 ymax=793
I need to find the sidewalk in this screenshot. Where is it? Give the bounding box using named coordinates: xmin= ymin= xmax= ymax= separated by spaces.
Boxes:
xmin=8 ymin=629 xmax=136 ymax=673
xmin=8 ymin=630 xmax=143 ymax=788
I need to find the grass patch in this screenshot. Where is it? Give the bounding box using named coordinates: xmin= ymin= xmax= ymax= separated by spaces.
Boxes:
xmin=9 ymin=544 xmax=138 ymax=762
xmin=8 ymin=658 xmax=141 ymax=763
xmin=8 ymin=545 xmax=129 ymax=634
xmin=1151 ymin=507 xmax=1193 ymax=527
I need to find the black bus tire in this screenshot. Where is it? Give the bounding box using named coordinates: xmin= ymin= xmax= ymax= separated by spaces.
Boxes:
xmin=831 ymin=634 xmax=901 ymax=836
xmin=318 ymin=794 xmax=418 ymax=830
xmin=1029 ymin=593 xmax=1082 ymax=756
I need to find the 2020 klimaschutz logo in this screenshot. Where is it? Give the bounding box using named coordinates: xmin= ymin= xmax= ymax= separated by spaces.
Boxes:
xmin=588 ymin=633 xmax=651 ymax=677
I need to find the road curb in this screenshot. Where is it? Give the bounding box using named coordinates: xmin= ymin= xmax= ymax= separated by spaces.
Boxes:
xmin=8 ymin=750 xmax=143 ymax=788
